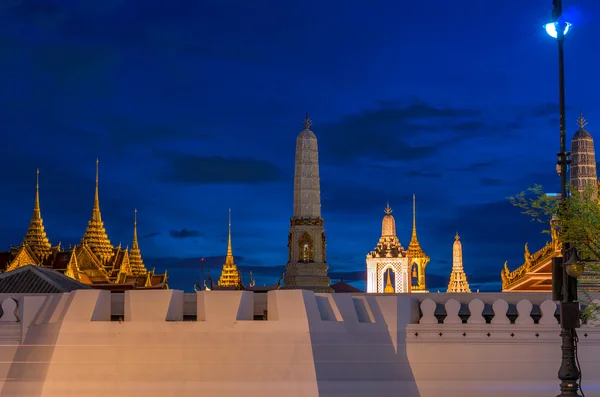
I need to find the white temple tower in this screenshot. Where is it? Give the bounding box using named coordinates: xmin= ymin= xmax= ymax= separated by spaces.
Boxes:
xmin=447 ymin=232 xmax=471 ymax=293
xmin=283 ymin=114 xmax=332 ymax=292
xmin=366 ymin=203 xmax=410 ymax=293
xmin=570 ymin=113 xmax=597 ymax=198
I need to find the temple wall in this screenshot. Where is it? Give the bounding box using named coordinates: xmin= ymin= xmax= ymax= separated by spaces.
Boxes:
xmin=1 ymin=291 xmax=600 ymax=397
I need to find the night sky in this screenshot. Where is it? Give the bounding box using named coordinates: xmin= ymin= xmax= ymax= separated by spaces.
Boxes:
xmin=1 ymin=0 xmax=599 ymax=292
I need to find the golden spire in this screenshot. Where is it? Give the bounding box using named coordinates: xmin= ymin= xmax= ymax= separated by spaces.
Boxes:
xmin=408 ymin=194 xmax=429 ymax=259
xmin=22 ymin=169 xmax=52 ymax=259
xmin=384 ymin=268 xmax=394 ymax=293
xmin=129 ymin=209 xmax=147 ymax=275
xmin=410 ymin=194 xmax=419 ymax=242
xmin=304 ymin=112 xmax=313 ymax=130
xmin=93 ymin=158 xmax=101 ymax=221
xmin=82 ymin=159 xmax=114 ymax=262
xmin=227 ymin=208 xmax=233 ymax=257
xmin=218 ymin=208 xmax=241 ymax=288
xmin=577 ymin=112 xmax=588 ymax=130
xmin=455 ymin=231 xmax=460 ymax=241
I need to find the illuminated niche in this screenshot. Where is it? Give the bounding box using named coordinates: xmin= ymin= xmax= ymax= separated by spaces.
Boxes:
xmin=299 ymin=232 xmax=313 ymax=262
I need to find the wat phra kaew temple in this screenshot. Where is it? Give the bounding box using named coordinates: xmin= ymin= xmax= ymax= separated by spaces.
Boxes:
xmin=501 ymin=114 xmax=600 ymax=292
xmin=3 ymin=115 xmax=600 ymax=397
xmin=0 ymin=162 xmax=167 ymax=291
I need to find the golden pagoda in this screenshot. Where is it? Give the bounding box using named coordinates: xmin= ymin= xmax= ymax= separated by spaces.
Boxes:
xmin=128 ymin=209 xmax=148 ymax=276
xmin=406 ymin=194 xmax=430 ymax=291
xmin=22 ymin=169 xmax=52 ymax=258
xmin=217 ymin=209 xmax=242 ymax=288
xmin=81 ymin=159 xmax=114 ymax=263
xmin=1 ymin=162 xmax=167 ymax=291
xmin=384 ymin=268 xmax=394 ymax=293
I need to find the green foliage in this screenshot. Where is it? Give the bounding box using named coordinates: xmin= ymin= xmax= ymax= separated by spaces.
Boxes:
xmin=509 ymin=184 xmax=600 ymax=261
xmin=509 ymin=184 xmax=600 ymax=323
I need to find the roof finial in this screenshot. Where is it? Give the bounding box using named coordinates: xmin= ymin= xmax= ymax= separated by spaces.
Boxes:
xmin=93 ymin=158 xmax=101 ymax=220
xmin=133 ymin=208 xmax=138 ymax=242
xmin=455 ymin=231 xmax=460 ymax=241
xmin=411 ymin=194 xmax=417 ymax=239
xmin=34 ymin=168 xmax=40 ymax=214
xmin=384 ymin=201 xmax=392 ymax=215
xmin=227 ymin=208 xmax=233 ymax=257
xmin=304 ymin=112 xmax=313 ymax=130
xmin=577 ymin=112 xmax=588 ymax=130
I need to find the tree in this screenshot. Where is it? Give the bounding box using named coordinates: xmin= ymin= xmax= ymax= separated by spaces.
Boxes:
xmin=509 ymin=183 xmax=600 ymax=323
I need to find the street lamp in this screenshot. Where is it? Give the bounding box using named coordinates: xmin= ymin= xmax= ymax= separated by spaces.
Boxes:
xmin=545 ymin=1 xmax=582 ymax=396
xmin=544 ymin=21 xmax=572 ymax=39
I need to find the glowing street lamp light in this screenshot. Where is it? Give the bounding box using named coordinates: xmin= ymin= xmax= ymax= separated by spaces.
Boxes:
xmin=544 ymin=21 xmax=572 ymax=39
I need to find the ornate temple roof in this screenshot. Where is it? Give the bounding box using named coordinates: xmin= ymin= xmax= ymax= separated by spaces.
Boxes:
xmin=367 ymin=203 xmax=405 ymax=259
xmin=129 ymin=209 xmax=147 ymax=276
xmin=218 ymin=209 xmax=242 ymax=288
xmin=406 ymin=194 xmax=429 ymax=260
xmin=447 ymin=233 xmax=471 ymax=293
xmin=81 ymin=159 xmax=114 ymax=262
xmin=21 ymin=169 xmax=52 ymax=258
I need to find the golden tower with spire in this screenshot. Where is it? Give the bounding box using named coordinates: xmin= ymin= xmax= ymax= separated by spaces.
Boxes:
xmin=129 ymin=209 xmax=147 ymax=276
xmin=447 ymin=232 xmax=471 ymax=293
xmin=81 ymin=159 xmax=114 ymax=263
xmin=21 ymin=169 xmax=52 ymax=259
xmin=218 ymin=209 xmax=242 ymax=288
xmin=384 ymin=268 xmax=395 ymax=293
xmin=406 ymin=194 xmax=430 ymax=291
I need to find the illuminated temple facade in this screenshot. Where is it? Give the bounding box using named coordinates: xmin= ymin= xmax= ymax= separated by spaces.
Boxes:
xmin=501 ymin=114 xmax=600 ymax=292
xmin=0 ymin=162 xmax=167 ymax=290
xmin=366 ymin=196 xmax=430 ymax=293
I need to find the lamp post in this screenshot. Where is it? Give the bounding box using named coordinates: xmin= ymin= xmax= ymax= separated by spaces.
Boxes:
xmin=545 ymin=1 xmax=581 ymax=396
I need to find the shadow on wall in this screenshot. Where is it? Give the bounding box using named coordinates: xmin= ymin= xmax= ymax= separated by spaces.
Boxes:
xmin=0 ymin=295 xmax=66 ymax=397
xmin=308 ymin=293 xmax=421 ymax=397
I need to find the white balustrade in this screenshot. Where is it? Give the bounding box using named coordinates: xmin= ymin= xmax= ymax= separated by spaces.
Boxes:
xmin=415 ymin=297 xmax=568 ymax=328
xmin=491 ymin=299 xmax=510 ymax=324
xmin=419 ymin=299 xmax=438 ymax=324
xmin=467 ymin=299 xmax=485 ymax=324
xmin=515 ymin=299 xmax=534 ymax=325
xmin=539 ymin=299 xmax=558 ymax=325
xmin=443 ymin=299 xmax=461 ymax=324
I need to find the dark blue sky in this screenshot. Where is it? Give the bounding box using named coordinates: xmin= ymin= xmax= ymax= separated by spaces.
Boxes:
xmin=1 ymin=0 xmax=598 ymax=292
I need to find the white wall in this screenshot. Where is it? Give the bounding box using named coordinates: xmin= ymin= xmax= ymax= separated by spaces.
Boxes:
xmin=0 ymin=291 xmax=599 ymax=397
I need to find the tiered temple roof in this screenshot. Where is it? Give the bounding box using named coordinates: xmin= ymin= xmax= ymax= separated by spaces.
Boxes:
xmin=128 ymin=209 xmax=147 ymax=276
xmin=217 ymin=209 xmax=242 ymax=288
xmin=406 ymin=194 xmax=430 ymax=291
xmin=0 ymin=161 xmax=165 ymax=290
xmin=21 ymin=169 xmax=53 ymax=259
xmin=366 ymin=203 xmax=405 ymax=259
xmin=81 ymin=159 xmax=114 ymax=262
xmin=447 ymin=233 xmax=471 ymax=293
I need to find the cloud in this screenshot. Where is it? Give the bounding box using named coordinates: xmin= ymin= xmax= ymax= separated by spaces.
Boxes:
xmin=160 ymin=152 xmax=284 ymax=185
xmin=315 ymin=99 xmax=486 ymax=164
xmin=142 ymin=232 xmax=160 ymax=239
xmin=409 ymin=170 xmax=442 ymax=178
xmin=169 ymin=229 xmax=203 ymax=239
xmin=480 ymin=178 xmax=503 ymax=186
xmin=457 ymin=160 xmax=500 ymax=172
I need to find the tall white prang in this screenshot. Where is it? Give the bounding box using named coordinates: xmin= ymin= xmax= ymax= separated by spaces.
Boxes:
xmin=283 ymin=114 xmax=332 ymax=292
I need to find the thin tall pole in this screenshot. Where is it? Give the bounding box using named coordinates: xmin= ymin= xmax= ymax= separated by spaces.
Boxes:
xmin=554 ymin=1 xmax=581 ymax=394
